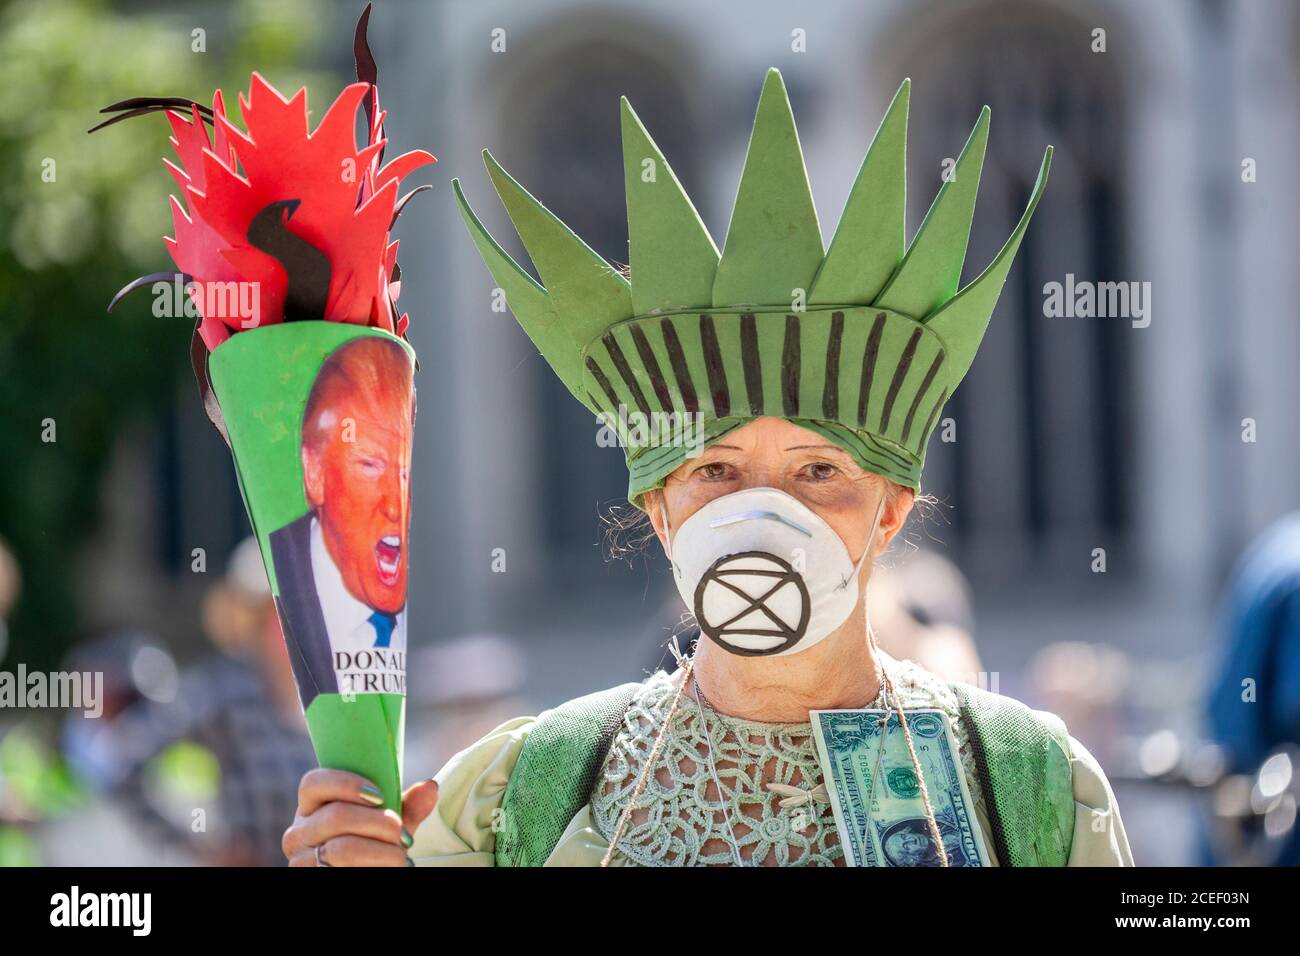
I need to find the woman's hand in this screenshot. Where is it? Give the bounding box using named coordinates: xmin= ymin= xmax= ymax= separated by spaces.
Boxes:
xmin=283 ymin=769 xmax=440 ymax=867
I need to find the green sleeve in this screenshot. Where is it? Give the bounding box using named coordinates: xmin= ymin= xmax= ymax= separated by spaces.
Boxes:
xmin=1065 ymin=735 xmax=1134 ymax=867
xmin=408 ymin=716 xmax=537 ymax=866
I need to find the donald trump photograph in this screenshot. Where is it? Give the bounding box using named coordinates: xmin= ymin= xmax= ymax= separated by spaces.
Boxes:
xmin=269 ymin=335 xmax=414 ymax=703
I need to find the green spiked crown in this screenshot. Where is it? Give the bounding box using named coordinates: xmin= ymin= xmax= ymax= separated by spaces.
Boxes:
xmin=453 ymin=70 xmax=1051 ymax=507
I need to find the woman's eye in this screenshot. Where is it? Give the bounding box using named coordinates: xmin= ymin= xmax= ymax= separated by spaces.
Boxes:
xmin=802 ymin=462 xmax=838 ymax=481
xmin=697 ymin=462 xmax=733 ymax=481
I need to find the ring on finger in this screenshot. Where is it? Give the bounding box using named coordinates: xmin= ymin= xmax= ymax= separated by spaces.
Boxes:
xmin=314 ymin=843 xmax=330 ymax=867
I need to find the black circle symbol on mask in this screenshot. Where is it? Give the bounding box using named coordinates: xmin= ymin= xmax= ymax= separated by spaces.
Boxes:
xmin=693 ymin=551 xmax=811 ymax=657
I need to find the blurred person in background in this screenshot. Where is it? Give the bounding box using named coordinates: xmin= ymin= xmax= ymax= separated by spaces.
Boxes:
xmin=867 ymin=549 xmax=982 ymax=686
xmin=201 ymin=537 xmax=307 ymax=732
xmin=1028 ymin=642 xmax=1131 ymax=771
xmin=55 ymin=539 xmax=315 ymax=865
xmin=0 ymin=541 xmax=83 ymax=867
xmin=1201 ymin=512 xmax=1300 ymax=866
xmin=0 ymin=537 xmax=19 ymax=661
xmin=0 ymin=537 xmax=44 ymax=866
xmin=48 ymin=631 xmax=190 ymax=866
xmin=406 ymin=634 xmax=529 ymax=774
xmin=157 ymin=537 xmax=317 ymax=864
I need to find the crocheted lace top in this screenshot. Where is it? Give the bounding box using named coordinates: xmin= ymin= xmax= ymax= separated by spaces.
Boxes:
xmin=589 ymin=652 xmax=984 ymax=867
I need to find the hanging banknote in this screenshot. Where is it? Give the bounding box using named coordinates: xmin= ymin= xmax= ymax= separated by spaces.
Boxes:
xmin=810 ymin=709 xmax=990 ymax=867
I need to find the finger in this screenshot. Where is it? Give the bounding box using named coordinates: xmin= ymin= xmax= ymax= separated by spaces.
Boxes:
xmin=297 ymin=768 xmax=385 ymax=816
xmin=295 ymin=803 xmax=406 ymax=851
xmin=287 ymin=848 xmax=317 ymax=868
xmin=283 ymin=820 xmax=306 ymax=860
xmin=282 ymin=813 xmax=334 ymax=860
xmin=316 ymin=835 xmax=411 ymax=867
xmin=401 ymin=778 xmax=439 ymax=832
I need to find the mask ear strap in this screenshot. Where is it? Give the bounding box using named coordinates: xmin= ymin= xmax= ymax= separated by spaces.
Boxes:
xmin=659 ymin=498 xmax=674 ymax=563
xmin=851 ymin=492 xmax=888 ymax=574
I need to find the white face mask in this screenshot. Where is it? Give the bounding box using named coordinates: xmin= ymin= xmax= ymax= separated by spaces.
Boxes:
xmin=661 ymin=486 xmax=886 ymax=658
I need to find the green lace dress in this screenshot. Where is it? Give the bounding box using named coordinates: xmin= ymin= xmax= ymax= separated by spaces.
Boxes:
xmin=409 ymin=653 xmax=1133 ymax=866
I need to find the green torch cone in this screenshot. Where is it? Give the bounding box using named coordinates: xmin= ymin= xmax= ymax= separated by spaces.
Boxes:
xmin=91 ymin=5 xmax=435 ymax=817
xmin=208 ymin=321 xmax=416 ymax=812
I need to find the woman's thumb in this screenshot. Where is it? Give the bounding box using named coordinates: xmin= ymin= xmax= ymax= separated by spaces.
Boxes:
xmin=401 ymin=778 xmax=440 ymax=832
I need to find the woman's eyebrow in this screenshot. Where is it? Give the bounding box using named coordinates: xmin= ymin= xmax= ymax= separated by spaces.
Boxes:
xmin=784 ymin=444 xmax=851 ymax=454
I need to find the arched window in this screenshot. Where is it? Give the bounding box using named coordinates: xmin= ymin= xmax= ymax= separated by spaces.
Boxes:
xmin=885 ymin=6 xmax=1131 ymax=573
xmin=491 ymin=34 xmax=702 ymax=586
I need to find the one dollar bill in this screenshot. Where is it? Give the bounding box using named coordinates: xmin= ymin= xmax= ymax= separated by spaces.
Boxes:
xmin=810 ymin=709 xmax=990 ymax=867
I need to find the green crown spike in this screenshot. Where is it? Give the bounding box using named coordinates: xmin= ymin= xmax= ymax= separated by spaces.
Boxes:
xmin=451 ymin=180 xmax=593 ymax=409
xmin=621 ymin=97 xmax=720 ymax=316
xmin=453 ymin=69 xmax=1052 ymax=506
xmin=712 ymin=68 xmax=824 ymax=307
xmin=926 ymin=144 xmax=1053 ymax=387
xmin=809 ymin=78 xmax=910 ymax=306
xmin=874 ymin=106 xmax=990 ymax=318
xmin=483 ymin=149 xmax=632 ymax=356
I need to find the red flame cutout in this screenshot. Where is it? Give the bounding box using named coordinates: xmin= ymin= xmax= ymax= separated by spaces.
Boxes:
xmin=163 ymin=73 xmax=434 ymax=351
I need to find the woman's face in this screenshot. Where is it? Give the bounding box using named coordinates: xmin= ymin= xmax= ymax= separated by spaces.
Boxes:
xmin=648 ymin=417 xmax=914 ymax=568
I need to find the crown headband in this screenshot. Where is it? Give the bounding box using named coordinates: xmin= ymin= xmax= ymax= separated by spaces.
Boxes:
xmin=455 ymin=70 xmax=1051 ymax=504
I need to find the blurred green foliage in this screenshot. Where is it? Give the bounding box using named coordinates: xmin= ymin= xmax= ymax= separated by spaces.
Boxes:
xmin=149 ymin=738 xmax=221 ymax=802
xmin=1 ymin=725 xmax=84 ymax=816
xmin=0 ymin=825 xmax=36 ymax=866
xmin=0 ymin=725 xmax=86 ymax=864
xmin=0 ymin=0 xmax=334 ymax=670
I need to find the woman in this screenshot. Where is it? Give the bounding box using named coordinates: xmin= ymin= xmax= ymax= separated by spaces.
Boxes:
xmin=283 ymin=72 xmax=1132 ymax=867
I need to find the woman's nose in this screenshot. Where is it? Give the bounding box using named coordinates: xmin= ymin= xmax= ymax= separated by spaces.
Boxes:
xmin=738 ymin=462 xmax=784 ymax=493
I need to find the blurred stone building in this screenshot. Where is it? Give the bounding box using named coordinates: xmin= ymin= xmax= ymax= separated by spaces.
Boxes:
xmin=394 ymin=0 xmax=1300 ymax=680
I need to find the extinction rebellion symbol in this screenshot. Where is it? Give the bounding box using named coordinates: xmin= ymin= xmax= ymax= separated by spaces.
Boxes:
xmin=693 ymin=550 xmax=811 ymax=656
